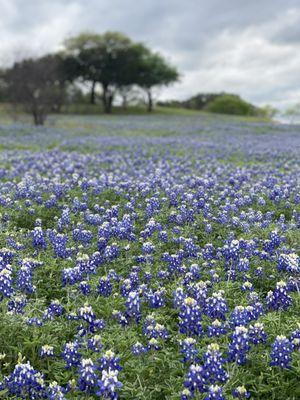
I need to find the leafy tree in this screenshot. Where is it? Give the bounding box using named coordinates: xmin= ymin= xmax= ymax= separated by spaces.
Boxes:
xmin=64 ymin=32 xmax=103 ymax=105
xmin=136 ymin=52 xmax=179 ymax=112
xmin=64 ymin=32 xmax=139 ymax=113
xmin=3 ymin=54 xmax=68 ymax=125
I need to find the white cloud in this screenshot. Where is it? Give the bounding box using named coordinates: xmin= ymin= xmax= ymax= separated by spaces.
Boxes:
xmin=0 ymin=0 xmax=299 ymax=110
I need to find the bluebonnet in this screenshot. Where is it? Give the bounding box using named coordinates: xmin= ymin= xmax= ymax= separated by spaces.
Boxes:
xmin=204 ymin=385 xmax=226 ymax=400
xmin=290 ymin=326 xmax=300 ymax=350
xmin=16 ymin=265 xmax=35 ymax=294
xmin=98 ymin=350 xmax=122 ymax=372
xmin=249 ymin=323 xmax=267 ymax=345
xmin=270 ymin=335 xmax=294 ymax=368
xmin=266 ymin=281 xmax=292 ymax=311
xmin=98 ymin=276 xmax=113 ymax=297
xmin=32 ymin=226 xmax=47 ymax=249
xmin=183 ymin=364 xmax=206 ymax=396
xmin=179 ymin=297 xmax=203 ymax=336
xmin=3 ymin=361 xmax=47 ymax=399
xmin=179 ymin=337 xmax=199 ymax=363
xmin=278 ymin=253 xmax=299 ymax=274
xmin=7 ymin=294 xmax=27 ymax=314
xmin=125 ymin=291 xmax=141 ymax=323
xmin=48 ymin=381 xmax=67 ymax=400
xmin=228 ymin=326 xmax=250 ymax=365
xmin=132 ymin=342 xmax=147 ymax=356
xmin=40 ymin=345 xmax=54 ymax=357
xmin=208 ymin=319 xmax=227 ymax=337
xmin=0 ymin=266 xmax=14 ymax=298
xmin=77 ymin=358 xmax=98 ymax=392
xmin=96 ymin=369 xmax=122 ymax=399
xmin=62 ymin=341 xmax=81 ymax=369
xmin=146 ymin=288 xmax=166 ymax=308
xmin=87 ymin=335 xmax=103 ymax=352
xmin=205 ymin=291 xmax=228 ymax=320
xmin=202 ymin=343 xmax=228 ymax=384
xmin=232 ymin=386 xmax=251 ymax=398
xmin=43 ymin=299 xmax=64 ymax=320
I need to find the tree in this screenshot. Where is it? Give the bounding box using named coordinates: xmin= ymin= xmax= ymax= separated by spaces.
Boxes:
xmin=3 ymin=54 xmax=69 ymax=125
xmin=64 ymin=32 xmax=138 ymax=113
xmin=136 ymin=52 xmax=179 ymax=112
xmin=64 ymin=32 xmax=103 ymax=105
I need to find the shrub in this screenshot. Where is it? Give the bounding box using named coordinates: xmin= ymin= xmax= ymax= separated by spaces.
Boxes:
xmin=205 ymin=94 xmax=259 ymax=116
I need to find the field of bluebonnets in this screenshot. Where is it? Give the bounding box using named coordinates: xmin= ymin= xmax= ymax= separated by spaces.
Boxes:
xmin=0 ymin=113 xmax=299 ymax=400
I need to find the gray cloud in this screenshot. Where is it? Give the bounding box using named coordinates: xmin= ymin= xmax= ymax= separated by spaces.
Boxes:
xmin=0 ymin=0 xmax=300 ymax=109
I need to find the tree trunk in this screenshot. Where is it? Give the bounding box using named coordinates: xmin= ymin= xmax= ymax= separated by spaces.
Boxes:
xmin=147 ymin=90 xmax=153 ymax=112
xmin=90 ymin=81 xmax=96 ymax=105
xmin=32 ymin=108 xmax=45 ymax=125
xmin=102 ymin=85 xmax=114 ymax=113
xmin=122 ymin=94 xmax=128 ymax=110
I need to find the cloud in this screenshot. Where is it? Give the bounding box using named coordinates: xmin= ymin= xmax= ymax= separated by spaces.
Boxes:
xmin=0 ymin=0 xmax=300 ymax=109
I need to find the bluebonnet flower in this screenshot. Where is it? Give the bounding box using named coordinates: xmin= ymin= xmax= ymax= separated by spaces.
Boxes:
xmin=78 ymin=280 xmax=91 ymax=295
xmin=278 ymin=253 xmax=299 ymax=274
xmin=26 ymin=317 xmax=43 ymax=327
xmin=232 ymin=386 xmax=251 ymax=398
xmin=62 ymin=341 xmax=81 ymax=368
xmin=146 ymin=288 xmax=166 ymax=308
xmin=7 ymin=294 xmax=27 ymax=314
xmin=173 ymin=287 xmax=187 ymax=308
xmin=132 ymin=342 xmax=147 ymax=356
xmin=125 ymin=291 xmax=141 ymax=323
xmin=143 ymin=316 xmax=169 ymax=340
xmin=241 ymin=281 xmax=253 ymax=292
xmin=205 ymin=291 xmax=228 ymax=320
xmin=78 ymin=304 xmax=96 ymax=324
xmin=142 ymin=241 xmax=155 ymax=254
xmin=249 ymin=323 xmax=267 ymax=345
xmin=3 ymin=361 xmax=46 ymax=399
xmin=43 ymin=299 xmax=64 ymax=320
xmin=228 ymin=326 xmax=250 ymax=365
xmin=16 ymin=265 xmax=35 ymax=294
xmin=40 ymin=345 xmax=54 ymax=357
xmin=32 ymin=226 xmax=47 ymax=249
xmin=147 ymin=337 xmax=161 ymax=351
xmin=77 ymin=358 xmax=98 ymax=392
xmin=0 ymin=266 xmax=14 ymax=298
xmin=202 ymin=343 xmax=228 ymax=384
xmin=270 ymin=335 xmax=294 ymax=368
xmin=87 ymin=335 xmax=103 ymax=352
xmin=48 ymin=381 xmax=67 ymax=400
xmin=183 ymin=364 xmax=206 ymax=396
xmin=237 ymin=258 xmax=250 ymax=273
xmin=230 ymin=306 xmax=249 ymax=327
xmin=179 ymin=337 xmax=199 ymax=363
xmin=179 ymin=297 xmax=203 ymax=336
xmin=96 ymin=369 xmax=122 ymax=399
xmin=204 ymin=385 xmax=226 ymax=400
xmin=98 ymin=276 xmax=113 ymax=297
xmin=290 ymin=326 xmax=300 ymax=350
xmin=98 ymin=350 xmax=122 ymax=372
xmin=266 ymin=281 xmax=292 ymax=311
xmin=208 ymin=319 xmax=227 ymax=337
xmin=181 ymin=388 xmax=193 ymax=400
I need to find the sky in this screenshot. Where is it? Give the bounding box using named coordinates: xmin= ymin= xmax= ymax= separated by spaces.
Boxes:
xmin=0 ymin=0 xmax=300 ymax=109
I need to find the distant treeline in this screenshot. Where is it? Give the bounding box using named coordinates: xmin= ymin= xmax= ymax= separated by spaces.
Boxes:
xmin=158 ymin=93 xmax=272 ymax=117
xmin=0 ymin=31 xmax=179 ymax=125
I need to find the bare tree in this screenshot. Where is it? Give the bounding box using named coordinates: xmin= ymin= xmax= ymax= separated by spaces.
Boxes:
xmin=3 ymin=54 xmax=67 ymax=125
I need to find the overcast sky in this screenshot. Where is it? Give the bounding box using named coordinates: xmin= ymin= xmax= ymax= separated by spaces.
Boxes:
xmin=1 ymin=0 xmax=300 ymax=109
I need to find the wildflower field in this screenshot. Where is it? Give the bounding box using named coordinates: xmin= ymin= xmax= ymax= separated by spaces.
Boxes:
xmin=0 ymin=114 xmax=299 ymax=400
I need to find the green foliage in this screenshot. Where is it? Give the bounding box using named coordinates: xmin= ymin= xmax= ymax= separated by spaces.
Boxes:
xmin=204 ymin=94 xmax=262 ymax=116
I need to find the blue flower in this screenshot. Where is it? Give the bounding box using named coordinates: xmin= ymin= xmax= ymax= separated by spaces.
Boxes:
xmin=270 ymin=335 xmax=294 ymax=369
